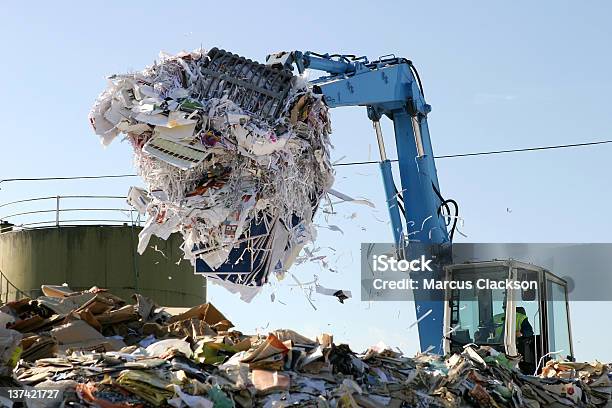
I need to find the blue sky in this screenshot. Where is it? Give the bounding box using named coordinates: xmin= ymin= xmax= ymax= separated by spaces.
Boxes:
xmin=1 ymin=1 xmax=611 ymax=360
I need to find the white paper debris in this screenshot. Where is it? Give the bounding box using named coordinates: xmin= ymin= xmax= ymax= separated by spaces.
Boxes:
xmin=168 ymin=384 xmax=213 ymax=408
xmin=315 ymin=285 xmax=352 ymax=303
xmin=145 ymin=338 xmax=193 ymax=358
xmin=127 ymin=186 xmax=151 ymax=215
xmin=328 ymin=189 xmax=375 ymax=208
xmin=408 ymin=309 xmax=433 ymax=329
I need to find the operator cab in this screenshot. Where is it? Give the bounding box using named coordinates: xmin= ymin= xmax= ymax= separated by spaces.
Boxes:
xmin=442 ymin=260 xmax=573 ymax=374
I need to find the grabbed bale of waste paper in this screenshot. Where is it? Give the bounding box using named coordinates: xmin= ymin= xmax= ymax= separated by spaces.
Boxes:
xmin=89 ymin=48 xmax=334 ymax=296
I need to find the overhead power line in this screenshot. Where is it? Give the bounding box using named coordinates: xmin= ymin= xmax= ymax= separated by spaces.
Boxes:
xmin=334 ymin=139 xmax=612 ymax=167
xmin=1 ymin=139 xmax=611 ymax=184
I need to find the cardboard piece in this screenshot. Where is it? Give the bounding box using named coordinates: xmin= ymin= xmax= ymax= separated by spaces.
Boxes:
xmin=41 ymin=285 xmax=77 ymax=298
xmin=241 ymin=334 xmax=289 ymax=370
xmin=50 ymin=320 xmax=125 ymax=353
xmin=167 ymin=303 xmax=233 ymax=330
xmin=252 ymin=369 xmax=290 ymax=394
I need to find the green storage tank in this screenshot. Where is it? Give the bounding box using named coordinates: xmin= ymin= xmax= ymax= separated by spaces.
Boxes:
xmin=0 ymin=225 xmax=205 ymax=306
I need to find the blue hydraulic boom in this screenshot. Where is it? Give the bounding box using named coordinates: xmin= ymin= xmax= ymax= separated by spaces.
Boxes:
xmin=266 ymin=51 xmax=455 ymax=353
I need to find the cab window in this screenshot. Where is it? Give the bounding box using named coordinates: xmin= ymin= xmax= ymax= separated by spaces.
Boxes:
xmin=546 ymin=279 xmax=572 ymax=361
xmin=449 ymin=267 xmax=508 ymax=349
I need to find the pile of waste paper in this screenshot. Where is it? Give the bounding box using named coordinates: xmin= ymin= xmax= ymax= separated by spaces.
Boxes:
xmin=2 ymin=285 xmax=611 ymax=407
xmin=89 ymin=47 xmax=334 ymax=293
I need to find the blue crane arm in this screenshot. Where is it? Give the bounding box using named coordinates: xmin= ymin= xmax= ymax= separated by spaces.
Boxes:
xmin=267 ymin=51 xmax=452 ymax=353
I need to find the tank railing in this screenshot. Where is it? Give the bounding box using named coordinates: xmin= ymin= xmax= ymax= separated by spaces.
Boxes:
xmin=0 ymin=195 xmax=146 ymax=233
xmin=0 ymin=195 xmax=127 ymax=209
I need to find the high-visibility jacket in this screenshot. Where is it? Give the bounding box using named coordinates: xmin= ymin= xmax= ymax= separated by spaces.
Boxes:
xmin=493 ymin=312 xmax=527 ymax=338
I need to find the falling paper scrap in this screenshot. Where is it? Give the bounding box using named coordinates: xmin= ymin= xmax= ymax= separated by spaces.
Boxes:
xmin=328 ymin=188 xmax=375 ymax=208
xmin=315 ymin=285 xmax=352 ymax=303
xmin=89 ymin=47 xmax=334 ymax=297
